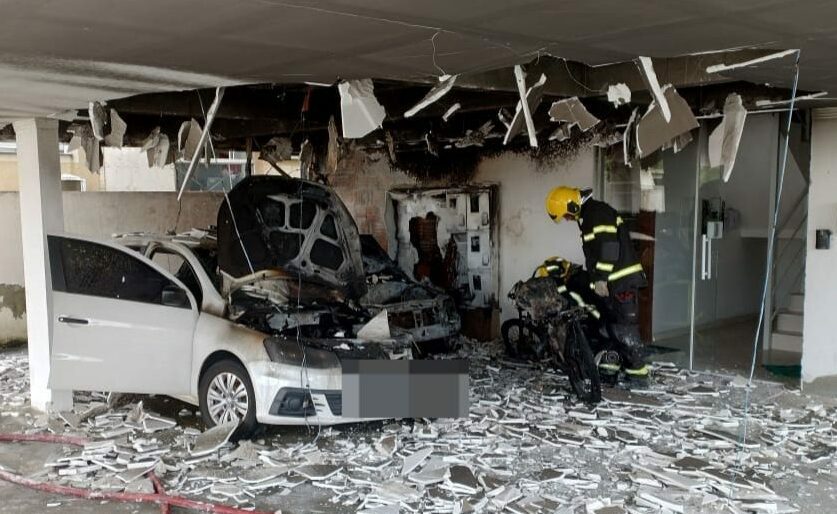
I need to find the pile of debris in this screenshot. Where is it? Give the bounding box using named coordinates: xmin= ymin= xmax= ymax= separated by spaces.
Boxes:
xmin=0 ymin=343 xmax=835 ymax=513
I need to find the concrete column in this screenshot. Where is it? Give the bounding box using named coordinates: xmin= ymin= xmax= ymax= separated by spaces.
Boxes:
xmin=801 ymin=108 xmax=837 ymax=393
xmin=13 ymin=118 xmax=72 ymax=411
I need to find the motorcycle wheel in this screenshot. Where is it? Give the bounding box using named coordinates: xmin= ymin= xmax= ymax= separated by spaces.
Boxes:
xmin=501 ymin=319 xmax=545 ymax=359
xmin=564 ymin=321 xmax=602 ymax=404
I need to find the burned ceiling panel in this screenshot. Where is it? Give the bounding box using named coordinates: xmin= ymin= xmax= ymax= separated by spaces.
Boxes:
xmin=3 ymin=0 xmax=837 ymax=121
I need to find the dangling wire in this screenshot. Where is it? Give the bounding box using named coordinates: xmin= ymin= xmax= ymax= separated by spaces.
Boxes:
xmin=430 ymin=32 xmax=447 ymax=76
xmin=738 ymin=49 xmax=801 ymax=457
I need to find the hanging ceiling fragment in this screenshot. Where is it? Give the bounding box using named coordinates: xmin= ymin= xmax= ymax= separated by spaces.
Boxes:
xmin=338 ymin=79 xmax=386 ymax=139
xmin=503 ymin=66 xmax=546 ymax=147
xmin=708 ymin=93 xmax=748 ymax=182
xmin=548 ymin=97 xmax=600 ymax=132
xmin=635 ymin=86 xmax=698 ymax=158
xmin=404 ymin=74 xmax=457 ymax=118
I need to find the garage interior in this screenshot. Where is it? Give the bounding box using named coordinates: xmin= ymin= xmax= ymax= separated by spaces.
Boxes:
xmin=1 ymin=1 xmax=837 ymax=512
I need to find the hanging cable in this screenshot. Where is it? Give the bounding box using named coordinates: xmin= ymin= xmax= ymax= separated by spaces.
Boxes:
xmin=738 ymin=49 xmax=801 ymax=455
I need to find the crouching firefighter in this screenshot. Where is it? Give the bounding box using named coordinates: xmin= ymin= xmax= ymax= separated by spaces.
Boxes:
xmin=545 ymin=186 xmax=650 ymax=382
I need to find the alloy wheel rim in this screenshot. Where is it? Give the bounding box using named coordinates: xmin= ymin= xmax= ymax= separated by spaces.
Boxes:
xmin=207 ymin=372 xmax=248 ymax=425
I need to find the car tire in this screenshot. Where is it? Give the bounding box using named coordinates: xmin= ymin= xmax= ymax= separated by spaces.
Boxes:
xmin=199 ymin=359 xmax=258 ymax=439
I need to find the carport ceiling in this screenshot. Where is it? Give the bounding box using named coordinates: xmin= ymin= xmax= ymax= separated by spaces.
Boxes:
xmin=1 ymin=0 xmax=835 ymax=122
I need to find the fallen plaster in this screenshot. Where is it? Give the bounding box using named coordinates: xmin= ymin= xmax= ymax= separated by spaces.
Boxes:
xmin=454 ymin=121 xmax=494 ymax=148
xmin=548 ymin=97 xmax=600 ymax=132
xmin=338 ymin=79 xmax=386 ymax=139
xmin=504 ymin=66 xmax=546 ymax=148
xmin=356 ymin=309 xmax=391 ymax=341
xmin=189 ymin=421 xmax=238 ymax=457
xmin=606 ymin=83 xmax=631 ymax=107
xmin=404 ymin=74 xmax=457 ymax=118
xmin=622 ymin=107 xmax=639 ymax=166
xmin=708 ymin=93 xmax=748 ymax=182
xmin=635 ymin=57 xmax=671 ymax=123
xmin=635 ymin=86 xmax=698 ymax=158
xmin=88 ymin=101 xmax=107 ymax=141
xmin=0 ymin=343 xmax=835 ymax=512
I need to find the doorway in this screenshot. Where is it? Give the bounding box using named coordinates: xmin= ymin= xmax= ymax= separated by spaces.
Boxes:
xmin=603 ymin=113 xmax=807 ymax=379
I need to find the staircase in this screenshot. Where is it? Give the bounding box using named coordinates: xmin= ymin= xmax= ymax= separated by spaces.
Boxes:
xmin=765 ymin=122 xmax=809 ymax=355
xmin=771 ymin=292 xmax=804 ymax=352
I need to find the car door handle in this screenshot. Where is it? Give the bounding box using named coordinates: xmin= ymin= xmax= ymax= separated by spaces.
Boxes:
xmin=58 ymin=316 xmax=89 ymax=325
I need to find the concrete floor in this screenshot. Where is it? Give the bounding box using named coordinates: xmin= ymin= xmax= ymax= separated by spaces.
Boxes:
xmin=654 ymin=317 xmax=802 ymax=384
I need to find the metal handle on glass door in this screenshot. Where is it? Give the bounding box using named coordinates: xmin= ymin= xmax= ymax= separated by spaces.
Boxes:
xmin=58 ymin=316 xmax=89 ymax=325
xmin=706 ymin=237 xmax=713 ymax=280
xmin=701 ymin=234 xmax=709 ymax=280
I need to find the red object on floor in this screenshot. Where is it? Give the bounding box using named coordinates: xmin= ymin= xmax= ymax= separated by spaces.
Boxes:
xmin=0 ymin=432 xmax=274 ymax=514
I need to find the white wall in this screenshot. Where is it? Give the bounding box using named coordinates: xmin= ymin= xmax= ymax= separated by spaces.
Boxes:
xmin=473 ymin=151 xmax=595 ymax=319
xmin=0 ymin=191 xmax=223 ymax=343
xmin=802 ymin=109 xmax=837 ymax=388
xmin=101 ymin=147 xmax=176 ymax=192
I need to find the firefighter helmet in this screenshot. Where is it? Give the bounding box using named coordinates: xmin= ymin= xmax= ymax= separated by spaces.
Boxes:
xmin=545 ymin=186 xmax=582 ymax=222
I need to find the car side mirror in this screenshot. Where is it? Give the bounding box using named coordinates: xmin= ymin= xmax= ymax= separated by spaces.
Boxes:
xmin=161 ymin=285 xmax=190 ymax=308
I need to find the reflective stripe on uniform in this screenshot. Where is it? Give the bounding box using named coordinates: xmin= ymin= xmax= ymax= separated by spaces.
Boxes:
xmin=616 ymin=216 xmax=624 ymax=225
xmin=569 ymin=291 xmax=586 ymax=307
xmin=589 ymin=308 xmax=601 ymax=319
xmin=624 ymin=364 xmax=649 ymax=376
xmin=595 ymin=262 xmax=614 ymax=272
xmin=608 ymin=263 xmax=644 ymax=282
xmin=582 ymin=224 xmax=618 ymax=242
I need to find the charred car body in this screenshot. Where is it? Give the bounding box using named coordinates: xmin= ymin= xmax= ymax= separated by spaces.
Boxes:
xmin=46 ymin=176 xmax=458 ymax=434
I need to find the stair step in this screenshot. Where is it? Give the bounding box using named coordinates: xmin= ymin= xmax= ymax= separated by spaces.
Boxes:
xmin=771 ymin=331 xmax=803 ymax=353
xmin=775 ymin=311 xmax=803 ymax=333
xmin=788 ymin=293 xmax=804 ymax=313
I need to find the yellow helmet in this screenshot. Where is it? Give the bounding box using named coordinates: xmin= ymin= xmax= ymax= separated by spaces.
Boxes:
xmin=545 ymin=186 xmax=582 ymax=222
xmin=535 ymin=256 xmax=573 ymax=279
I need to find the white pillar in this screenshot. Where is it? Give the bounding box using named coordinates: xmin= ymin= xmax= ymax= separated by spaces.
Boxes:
xmin=13 ymin=118 xmax=73 ymax=412
xmin=801 ymin=108 xmax=837 ymax=392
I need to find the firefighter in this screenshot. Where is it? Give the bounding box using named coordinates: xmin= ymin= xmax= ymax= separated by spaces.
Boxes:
xmin=544 ymin=186 xmax=650 ymax=381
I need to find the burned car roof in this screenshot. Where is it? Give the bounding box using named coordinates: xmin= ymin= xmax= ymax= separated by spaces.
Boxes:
xmin=217 ymin=176 xmax=367 ymax=299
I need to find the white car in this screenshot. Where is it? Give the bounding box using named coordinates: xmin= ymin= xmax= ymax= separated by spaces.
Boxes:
xmin=46 ymin=177 xmax=436 ymax=435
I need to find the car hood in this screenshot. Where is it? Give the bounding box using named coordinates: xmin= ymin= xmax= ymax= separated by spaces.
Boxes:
xmin=217 ymin=176 xmax=367 ymax=299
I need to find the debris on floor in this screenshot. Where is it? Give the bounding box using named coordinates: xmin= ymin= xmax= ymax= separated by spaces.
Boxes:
xmin=0 ymin=342 xmax=834 ymax=513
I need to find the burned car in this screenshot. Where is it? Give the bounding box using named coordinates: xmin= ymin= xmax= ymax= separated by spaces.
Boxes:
xmin=46 ymin=176 xmax=458 ymax=435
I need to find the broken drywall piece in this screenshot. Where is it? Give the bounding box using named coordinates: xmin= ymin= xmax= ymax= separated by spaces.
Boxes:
xmin=425 ymin=132 xmax=439 ymax=156
xmin=140 ymin=127 xmax=170 ymax=168
xmin=261 ymin=136 xmax=293 ymax=162
xmin=88 ymin=101 xmax=108 ymax=141
xmin=635 ymin=86 xmax=698 ymax=158
xmin=455 ymin=121 xmax=493 ymax=148
xmin=384 ymin=131 xmax=397 ymax=163
xmin=401 ymin=446 xmax=432 ymax=476
xmin=293 ymin=464 xmax=342 ymax=481
xmin=708 ymin=93 xmax=747 ymax=182
xmin=404 ymin=74 xmax=457 ymax=118
xmin=755 ymin=91 xmax=827 ymax=107
xmin=549 ymin=124 xmax=572 ymax=142
xmin=189 ymin=421 xmax=237 ymax=456
xmin=622 ymin=107 xmax=639 ymax=167
xmin=442 ymin=103 xmax=461 ymax=122
xmin=607 ymin=83 xmax=632 ymax=107
xmin=326 ymin=116 xmax=340 ymax=174
xmin=338 ymin=79 xmax=385 ymax=138
xmin=548 ymin=97 xmax=600 ymax=132
xmin=636 ymin=57 xmax=671 ymax=123
xmin=504 ymin=66 xmax=546 ymax=147
xmin=409 ymin=465 xmax=449 ymax=486
xmin=68 ymin=123 xmax=101 ymax=173
xmin=357 ymin=309 xmax=391 ymax=341
xmin=178 ymin=118 xmax=203 ymax=161
xmin=299 ymin=139 xmax=313 ymax=177
xmin=706 ymin=49 xmax=797 ymax=74
xmin=447 ymin=465 xmax=480 ymax=494
xmin=104 ymin=109 xmax=126 ymax=148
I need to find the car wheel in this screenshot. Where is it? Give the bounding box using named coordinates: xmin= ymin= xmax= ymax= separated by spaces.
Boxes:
xmin=199 ymin=360 xmax=257 ymax=438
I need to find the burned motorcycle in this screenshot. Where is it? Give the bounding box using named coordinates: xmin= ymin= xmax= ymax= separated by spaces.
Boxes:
xmin=501 ymin=276 xmax=602 ymax=403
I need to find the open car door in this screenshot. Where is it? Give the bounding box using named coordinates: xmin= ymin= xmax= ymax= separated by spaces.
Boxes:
xmin=47 ymin=235 xmax=197 ymax=395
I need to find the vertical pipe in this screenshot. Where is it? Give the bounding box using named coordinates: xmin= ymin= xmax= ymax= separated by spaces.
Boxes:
xmin=177 ymin=87 xmax=225 ymax=201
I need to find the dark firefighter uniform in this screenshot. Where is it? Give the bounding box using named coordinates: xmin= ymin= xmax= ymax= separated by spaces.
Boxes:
xmin=577 ymin=198 xmax=647 ymax=373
